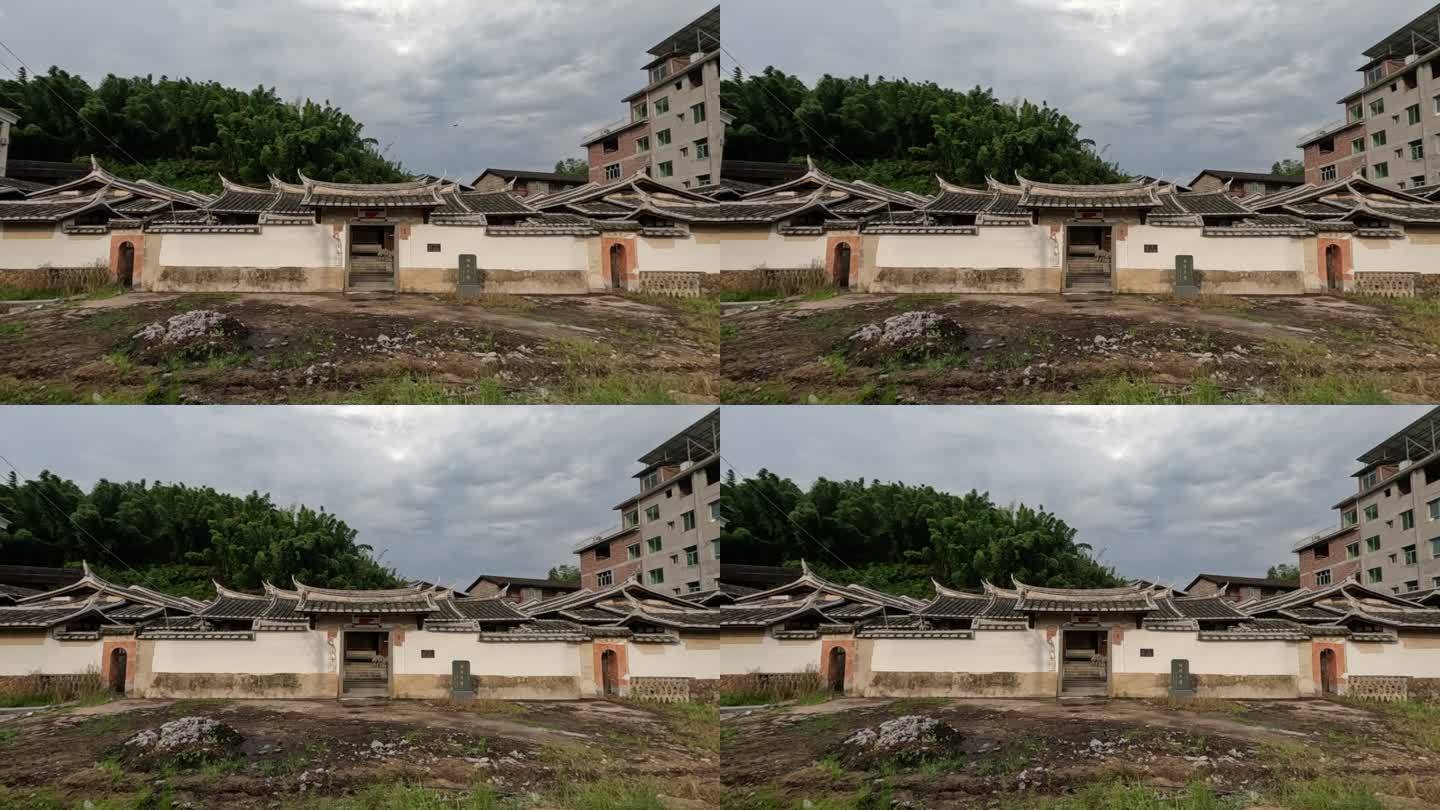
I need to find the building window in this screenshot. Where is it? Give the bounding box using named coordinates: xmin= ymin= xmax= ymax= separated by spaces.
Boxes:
xmin=1415 ymin=176 xmax=1429 ymax=188
xmin=1343 ymin=509 xmax=1358 ymax=527
xmin=647 ymin=568 xmax=664 ymax=585
xmin=655 ymin=97 xmax=670 ymax=114
xmin=1412 ymin=141 xmax=1426 ymax=161
xmin=686 ymin=581 xmax=701 ymax=593
xmin=1371 ymin=98 xmax=1386 ymax=116
xmin=1347 ymin=542 xmax=1361 ymax=559
xmin=1353 ymin=137 xmax=1367 ymax=153
xmin=1315 ymin=570 xmax=1333 ymax=586
xmin=1403 ymin=510 xmax=1416 ymax=530
xmin=1375 ymin=162 xmax=1391 ymax=179
xmin=697 ymin=174 xmax=712 ymax=185
xmin=1314 ymin=543 xmax=1330 ymax=560
xmin=605 ymin=164 xmax=622 ymax=181
xmin=627 ymin=543 xmax=641 ymax=560
xmin=1410 ymin=104 xmax=1424 ymax=126
xmin=632 ymin=102 xmax=648 ymax=121
xmin=1365 ymin=504 xmax=1380 ymax=521
xmin=1408 ymin=580 xmax=1420 ymax=592
xmin=712 ymin=539 xmax=720 ymax=559
xmin=1367 ymin=536 xmax=1382 ymax=552
xmin=1434 ymin=95 xmax=1440 ymax=115
xmin=597 ymin=570 xmax=613 ymax=587
xmin=708 ymin=501 xmax=720 ymax=522
xmin=658 ymin=161 xmax=674 ymax=178
xmin=1405 ymin=545 xmax=1419 ymax=565
xmin=1432 ymin=537 xmax=1440 ymax=558
xmin=685 ymin=546 xmax=699 ymax=567
xmin=645 ymin=505 xmax=660 ymax=521
xmin=1350 ymin=103 xmax=1365 ymax=122
xmin=695 ymin=138 xmax=710 ymax=159
xmin=1368 ymin=567 xmax=1384 ymax=584
xmin=636 ymin=136 xmax=650 ymax=154
xmin=681 ymin=510 xmax=696 ymax=531
xmin=623 ymin=509 xmax=639 ymax=528
xmin=691 ymin=103 xmax=707 ymax=124
xmin=657 ymin=129 xmax=672 ymax=146
xmin=1429 ymin=498 xmax=1440 ymax=520
xmin=642 ymin=471 xmax=660 ymax=490
xmin=595 ymin=543 xmax=611 ymax=561
xmin=646 ymin=536 xmax=662 ymax=553
xmin=1320 ymin=165 xmax=1337 ymax=182
xmin=1363 ymin=470 xmax=1380 ymax=489
xmin=1372 ymin=131 xmax=1388 ymax=148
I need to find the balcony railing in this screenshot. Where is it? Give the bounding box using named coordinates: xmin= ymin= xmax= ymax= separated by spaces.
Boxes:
xmin=1291 ymin=523 xmax=1353 ymax=552
xmin=1296 ymin=120 xmax=1351 ymax=148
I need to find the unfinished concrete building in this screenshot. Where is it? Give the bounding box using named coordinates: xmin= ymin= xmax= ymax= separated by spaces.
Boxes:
xmin=575 ymin=410 xmax=721 ymax=596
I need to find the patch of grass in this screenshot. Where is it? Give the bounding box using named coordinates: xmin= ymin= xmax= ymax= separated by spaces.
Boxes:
xmin=721 ymin=289 xmax=783 ymax=303
xmin=1368 ymin=699 xmax=1440 ymax=753
xmin=0 ymin=727 xmax=17 ymax=746
xmin=296 ymin=781 xmax=500 ymax=809
xmin=442 ymin=697 xmax=527 ymax=717
xmin=172 ymin=293 xmax=237 ymax=311
xmin=804 ymin=288 xmax=840 ymax=302
xmin=0 ymin=321 xmax=28 ymax=340
xmin=920 ymin=352 xmax=969 ymax=371
xmin=1001 ymin=780 xmax=1236 ymax=809
xmin=639 ymin=700 xmax=719 ymax=752
xmin=1156 ymin=697 xmax=1248 ymax=716
xmin=298 ymin=375 xmax=512 ymax=405
xmin=820 ymin=352 xmax=849 ymax=377
xmin=0 ymin=288 xmax=70 ymax=301
xmin=1271 ymin=777 xmax=1386 ymax=810
xmin=104 ymin=350 xmax=135 ymax=374
xmin=796 ymin=312 xmax=844 ymax=332
xmin=79 ymin=307 xmax=146 ymax=333
xmin=1275 ymin=374 xmax=1390 ymax=404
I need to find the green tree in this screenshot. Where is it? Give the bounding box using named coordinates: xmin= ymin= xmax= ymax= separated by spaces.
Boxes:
xmin=721 ymin=68 xmax=1127 ymax=193
xmin=553 ymin=158 xmax=588 ymax=177
xmin=0 ymin=67 xmax=408 ymax=194
xmin=1270 ymin=160 xmax=1305 ymax=177
xmin=546 ymin=565 xmax=581 ymax=584
xmin=0 ymin=471 xmax=401 ymax=599
xmin=1266 ymin=563 xmax=1300 ymax=582
xmin=721 ymin=470 xmax=1120 ymax=596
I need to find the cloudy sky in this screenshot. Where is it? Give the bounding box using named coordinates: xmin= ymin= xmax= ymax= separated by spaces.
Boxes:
xmin=726 ymin=0 xmax=1428 ymax=182
xmin=0 ymin=406 xmax=712 ymax=589
xmin=2 ymin=1 xmax=1428 ymax=182
xmin=721 ymin=407 xmax=1433 ymax=587
xmin=0 ymin=1 xmax=719 ymax=180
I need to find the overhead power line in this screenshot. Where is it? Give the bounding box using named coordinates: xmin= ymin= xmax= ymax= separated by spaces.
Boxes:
xmin=0 ymin=451 xmax=145 ymax=579
xmin=718 ymin=452 xmax=857 ymax=574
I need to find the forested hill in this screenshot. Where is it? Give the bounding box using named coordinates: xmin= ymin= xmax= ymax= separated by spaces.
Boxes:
xmin=720 ymin=470 xmax=1122 ymax=599
xmin=720 ymin=68 xmax=1129 ymax=195
xmin=0 ymin=471 xmax=402 ymax=600
xmin=0 ymin=67 xmax=408 ymax=194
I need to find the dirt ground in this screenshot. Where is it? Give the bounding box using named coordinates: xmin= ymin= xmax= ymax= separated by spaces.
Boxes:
xmin=721 ymin=293 xmax=1440 ymax=404
xmin=721 ymin=697 xmax=1440 ymax=809
xmin=0 ymin=697 xmax=718 ymax=808
xmin=0 ymin=291 xmax=718 ymax=404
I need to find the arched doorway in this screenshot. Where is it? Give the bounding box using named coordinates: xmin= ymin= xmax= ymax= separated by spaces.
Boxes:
xmin=600 ymin=649 xmax=619 ymax=697
xmin=109 ymin=648 xmax=127 ymax=695
xmin=833 ymin=243 xmax=852 ymax=290
xmin=117 ymin=242 xmax=135 ymax=289
xmin=1325 ymin=245 xmax=1342 ymax=292
xmin=609 ymin=244 xmax=626 ymax=291
xmin=1319 ymin=648 xmax=1338 ymax=696
xmin=827 ymin=647 xmax=846 ymax=694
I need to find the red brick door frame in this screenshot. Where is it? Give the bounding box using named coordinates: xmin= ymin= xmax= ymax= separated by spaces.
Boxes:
xmin=819 ymin=639 xmax=856 ymax=694
xmin=1312 ymin=641 xmax=1346 ymax=697
xmin=1317 ymin=238 xmax=1351 ymax=292
xmin=593 ymin=641 xmax=629 ymax=697
xmin=101 ymin=638 xmax=137 ymax=695
xmin=826 ymin=236 xmax=860 ymax=289
xmin=602 ymin=237 xmax=637 ymax=291
xmin=108 ymin=234 xmax=145 ymax=288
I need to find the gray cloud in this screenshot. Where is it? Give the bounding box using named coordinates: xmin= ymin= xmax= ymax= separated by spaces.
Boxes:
xmin=719 ymin=406 xmax=1432 ymax=587
xmin=724 ymin=0 xmax=1418 ymax=182
xmin=0 ymin=406 xmax=712 ymax=590
xmin=0 ymin=1 xmax=717 ymax=180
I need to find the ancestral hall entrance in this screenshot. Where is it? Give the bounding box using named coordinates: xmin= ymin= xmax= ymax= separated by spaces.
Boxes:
xmin=1060 ymin=628 xmax=1109 ymax=697
xmin=348 ymin=224 xmax=396 ymax=292
xmin=341 ymin=630 xmax=391 ymax=698
xmin=1064 ymin=225 xmax=1114 ymax=293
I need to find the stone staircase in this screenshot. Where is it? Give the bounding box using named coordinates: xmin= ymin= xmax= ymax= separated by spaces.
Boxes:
xmin=343 ymin=660 xmax=389 ymax=697
xmin=1065 ymin=257 xmax=1112 ymax=293
xmin=349 ymin=255 xmax=394 ymax=291
xmin=1062 ymin=659 xmax=1108 ymax=697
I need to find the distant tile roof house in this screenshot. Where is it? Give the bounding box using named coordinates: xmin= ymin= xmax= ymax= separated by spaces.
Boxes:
xmin=471 ymin=169 xmax=589 ymax=198
xmin=465 ymin=575 xmax=582 ymax=604
xmin=1184 ymin=574 xmax=1301 ymax=604
xmin=1188 ymin=170 xmax=1306 ymax=199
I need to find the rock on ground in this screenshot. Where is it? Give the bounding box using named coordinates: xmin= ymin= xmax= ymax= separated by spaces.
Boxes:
xmin=119 ymin=716 xmax=243 ymax=768
xmin=848 ymin=311 xmax=968 ymax=362
xmin=130 ymin=310 xmax=249 ymax=362
xmin=839 ymin=714 xmax=966 ymax=768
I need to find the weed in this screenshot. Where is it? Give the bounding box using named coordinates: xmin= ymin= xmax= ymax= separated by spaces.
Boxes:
xmin=821 ymin=352 xmax=849 ymax=377
xmin=0 ymin=321 xmax=28 ymax=340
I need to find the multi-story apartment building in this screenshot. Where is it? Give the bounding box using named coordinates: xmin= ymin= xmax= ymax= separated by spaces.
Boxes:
xmin=0 ymin=108 xmax=16 ymax=179
xmin=1296 ymin=407 xmax=1440 ymax=595
xmin=574 ymin=410 xmax=721 ymax=594
xmin=580 ymin=6 xmax=725 ymax=191
xmin=1298 ymin=4 xmax=1440 ymax=191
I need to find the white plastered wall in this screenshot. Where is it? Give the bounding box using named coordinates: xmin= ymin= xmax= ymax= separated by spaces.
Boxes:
xmin=401 ymin=226 xmax=589 ymax=272
xmin=867 ymin=631 xmax=1052 ymax=673
xmin=156 ymin=226 xmax=341 ymax=269
xmin=147 ymin=632 xmax=331 ymax=675
xmin=0 ymin=226 xmax=110 ymax=268
xmin=1118 ymin=227 xmax=1306 ymax=272
xmin=720 ymin=633 xmax=819 ymax=675
xmin=873 ymin=227 xmax=1056 ymax=270
xmin=0 ymin=633 xmax=102 ymax=675
xmin=1113 ymin=631 xmax=1299 ymax=676
xmin=628 ymin=638 xmax=720 ymax=679
xmin=393 ymin=632 xmax=578 ymax=677
xmin=1346 ymin=636 xmax=1440 ymax=677
xmin=1352 ymin=236 xmax=1440 ymax=274
xmin=657 ymin=229 xmax=825 ymax=272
